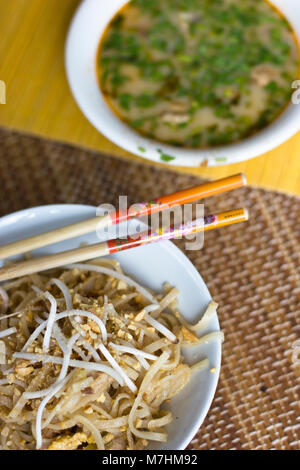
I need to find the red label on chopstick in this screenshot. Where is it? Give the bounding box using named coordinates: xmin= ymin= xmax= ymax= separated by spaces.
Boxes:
xmin=107 ymin=227 xmax=174 ymax=253
xmin=107 ymin=235 xmax=146 ymax=253
xmin=107 ymin=224 xmax=197 ymax=253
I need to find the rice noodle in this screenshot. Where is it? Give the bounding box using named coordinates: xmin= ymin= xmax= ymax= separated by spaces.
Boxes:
xmin=109 ymin=342 xmax=157 ymax=361
xmin=35 ymin=372 xmax=73 ymax=449
xmin=0 ymin=326 xmax=17 ymax=339
xmin=182 ymin=331 xmax=224 ymax=347
xmin=176 ymin=301 xmax=218 ymax=331
xmin=35 ymin=333 xmax=82 ymax=448
xmin=90 ymin=403 xmax=112 ymax=419
xmin=0 ymin=261 xmax=221 ymax=450
xmin=110 ymin=392 xmax=131 ymax=417
xmin=42 ymin=292 xmax=57 ymax=352
xmin=191 ymin=358 xmax=210 ymax=372
xmin=148 ymin=411 xmax=173 ymax=430
xmin=47 ymin=419 xmax=77 ymax=432
xmin=136 ymin=356 xmax=150 ymax=370
xmin=31 ymin=285 xmax=42 ymax=295
xmin=152 ymin=288 xmax=179 ymax=318
xmin=52 ymin=324 xmax=68 ymax=353
xmin=22 ymin=309 xmax=107 ymax=352
xmin=65 ymin=263 xmax=157 ymax=303
xmin=24 ymin=334 xmax=80 ymax=400
xmin=13 ymin=352 xmax=125 ymax=386
xmin=129 ymin=352 xmax=169 ymax=441
xmin=52 ymin=278 xmax=72 ymax=311
xmin=72 ymin=345 xmax=89 ymax=361
xmin=75 ymin=415 xmax=104 ymax=450
xmin=89 ymin=415 xmax=128 ymax=430
xmin=0 ymin=287 xmax=9 ymax=315
xmin=145 ymin=306 xmax=178 ymax=343
xmin=0 ymin=310 xmax=23 ymax=321
xmin=144 ymin=338 xmax=169 ymax=354
xmin=98 ymin=343 xmax=137 ymax=394
xmin=79 ymin=340 xmax=100 ymax=362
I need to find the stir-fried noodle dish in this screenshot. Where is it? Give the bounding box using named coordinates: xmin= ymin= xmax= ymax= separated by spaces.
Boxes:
xmin=0 ymin=259 xmax=222 ymax=450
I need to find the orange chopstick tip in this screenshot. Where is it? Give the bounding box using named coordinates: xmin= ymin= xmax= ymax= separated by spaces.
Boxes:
xmin=204 ymin=208 xmax=249 ymax=231
xmin=232 ymin=172 xmax=247 ymax=186
xmin=229 ymin=207 xmax=249 ymax=221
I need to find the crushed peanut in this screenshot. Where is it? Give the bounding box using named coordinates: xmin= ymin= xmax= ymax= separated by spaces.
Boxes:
xmin=127 ymin=323 xmax=137 ymax=331
xmin=80 ymin=324 xmax=90 ymax=332
xmin=125 ymin=332 xmax=133 ymax=341
xmin=147 ymin=327 xmax=155 ymax=334
xmin=96 ymin=393 xmax=106 ymax=403
xmin=15 ymin=360 xmax=34 ymax=378
xmin=134 ymin=310 xmax=145 ymax=322
xmin=88 ymin=320 xmax=100 ymax=334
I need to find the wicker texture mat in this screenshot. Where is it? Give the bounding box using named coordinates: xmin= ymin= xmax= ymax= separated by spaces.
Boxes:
xmin=0 ymin=127 xmax=299 ymax=450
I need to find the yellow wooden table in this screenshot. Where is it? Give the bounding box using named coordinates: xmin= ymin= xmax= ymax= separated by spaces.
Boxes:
xmin=0 ymin=0 xmax=299 ymax=195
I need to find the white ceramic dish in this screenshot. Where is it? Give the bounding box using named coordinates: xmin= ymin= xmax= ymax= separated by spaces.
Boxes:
xmin=0 ymin=204 xmax=221 ymax=450
xmin=65 ymin=0 xmax=300 ymax=168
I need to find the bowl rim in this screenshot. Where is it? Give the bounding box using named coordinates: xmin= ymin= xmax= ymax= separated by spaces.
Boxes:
xmin=0 ymin=203 xmax=222 ymax=450
xmin=65 ymin=0 xmax=300 ymax=168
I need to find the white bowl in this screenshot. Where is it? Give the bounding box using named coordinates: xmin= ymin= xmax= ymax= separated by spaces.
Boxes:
xmin=0 ymin=204 xmax=221 ymax=450
xmin=65 ymin=0 xmax=300 ymax=167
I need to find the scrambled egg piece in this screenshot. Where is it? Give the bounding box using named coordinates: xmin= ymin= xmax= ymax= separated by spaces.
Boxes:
xmin=180 ymin=326 xmax=198 ymax=343
xmin=48 ymin=432 xmax=93 ymax=451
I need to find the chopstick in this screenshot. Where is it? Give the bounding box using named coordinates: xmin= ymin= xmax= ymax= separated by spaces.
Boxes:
xmin=0 ymin=173 xmax=246 ymax=260
xmin=0 ymin=208 xmax=248 ymax=282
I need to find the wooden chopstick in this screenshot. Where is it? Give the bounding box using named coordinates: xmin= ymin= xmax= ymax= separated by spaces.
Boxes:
xmin=0 ymin=174 xmax=246 ymax=260
xmin=0 ymin=208 xmax=249 ymax=282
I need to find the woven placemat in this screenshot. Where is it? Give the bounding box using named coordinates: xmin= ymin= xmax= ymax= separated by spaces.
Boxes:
xmin=0 ymin=127 xmax=299 ymax=450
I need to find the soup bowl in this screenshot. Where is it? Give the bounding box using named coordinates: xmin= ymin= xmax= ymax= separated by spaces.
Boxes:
xmin=65 ymin=0 xmax=300 ymax=167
